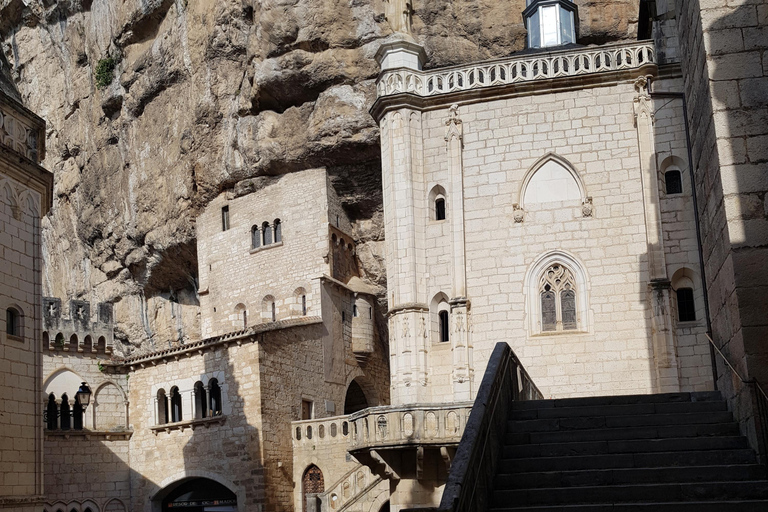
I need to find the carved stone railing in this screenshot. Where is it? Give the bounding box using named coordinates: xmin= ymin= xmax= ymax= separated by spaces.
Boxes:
xmin=0 ymin=99 xmax=43 ymax=162
xmin=376 ymin=40 xmax=655 ymax=98
xmin=317 ymin=463 xmax=383 ymax=511
xmin=292 ymin=414 xmax=352 ymax=448
xmin=348 ymin=402 xmax=473 ymax=450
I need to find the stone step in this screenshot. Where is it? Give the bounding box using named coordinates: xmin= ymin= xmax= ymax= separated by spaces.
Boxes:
xmin=494 ymin=464 xmax=767 ymax=489
xmin=503 ymin=435 xmax=747 ymax=458
xmin=499 ymin=448 xmax=757 ymax=473
xmin=510 ymin=392 xmax=723 ymax=411
xmin=508 ymin=411 xmax=734 ymax=433
xmin=489 ymin=501 xmax=768 ymax=511
xmin=510 ymin=400 xmax=726 ymax=421
xmin=491 ymin=481 xmax=768 ymax=507
xmin=505 ymin=422 xmax=740 ymax=445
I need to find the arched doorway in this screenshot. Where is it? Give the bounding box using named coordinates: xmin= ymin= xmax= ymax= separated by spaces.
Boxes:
xmin=302 ymin=465 xmax=324 ymax=512
xmin=344 ymin=380 xmax=369 ymax=415
xmin=160 ymin=478 xmax=237 ymax=511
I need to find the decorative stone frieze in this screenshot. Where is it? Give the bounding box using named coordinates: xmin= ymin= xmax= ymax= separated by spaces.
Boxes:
xmin=43 ymin=297 xmax=115 ymax=354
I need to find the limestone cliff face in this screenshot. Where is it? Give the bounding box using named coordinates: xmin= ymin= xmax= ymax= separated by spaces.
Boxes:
xmin=0 ymin=0 xmax=639 ymax=354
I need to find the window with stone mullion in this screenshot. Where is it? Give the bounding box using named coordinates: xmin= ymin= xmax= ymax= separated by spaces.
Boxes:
xmin=539 ymin=263 xmax=578 ymax=332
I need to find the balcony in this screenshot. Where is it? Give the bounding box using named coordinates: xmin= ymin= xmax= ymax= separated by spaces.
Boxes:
xmin=375 ymin=40 xmax=656 ymax=99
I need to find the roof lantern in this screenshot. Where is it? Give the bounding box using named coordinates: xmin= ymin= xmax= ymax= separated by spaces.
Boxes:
xmin=523 ymin=0 xmax=579 ymax=49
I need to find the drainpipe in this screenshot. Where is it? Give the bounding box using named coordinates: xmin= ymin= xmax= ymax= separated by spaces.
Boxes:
xmin=647 ymin=81 xmax=718 ymax=390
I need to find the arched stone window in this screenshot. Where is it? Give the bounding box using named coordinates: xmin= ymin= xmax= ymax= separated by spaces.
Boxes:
xmin=665 ymin=168 xmax=683 ymax=195
xmin=262 ymin=221 xmax=272 ymax=245
xmin=430 ymin=292 xmax=451 ymax=343
xmin=251 ymin=225 xmax=260 ymax=249
xmin=671 ymin=268 xmax=699 ymax=323
xmin=46 ymin=393 xmax=58 ymax=430
xmin=262 ymin=295 xmax=276 ymax=322
xmin=60 ymin=393 xmax=71 ymax=430
xmin=170 ymin=386 xmax=182 ymax=423
xmin=235 ymin=303 xmax=247 ymax=329
xmin=527 ymin=252 xmax=589 ymax=335
xmin=293 ymin=288 xmax=308 ymax=316
xmin=274 ymin=219 xmax=282 ymax=243
xmin=521 ymin=155 xmax=585 ymax=209
xmin=429 ymin=185 xmax=447 ymax=221
xmin=5 ymin=307 xmax=21 ymax=337
xmin=194 ymin=381 xmax=207 ymax=419
xmin=72 ymin=395 xmax=84 ymax=430
xmin=157 ymin=389 xmax=169 ymax=424
xmin=209 ymin=378 xmax=222 ymax=416
xmin=302 ymin=465 xmax=324 ymax=512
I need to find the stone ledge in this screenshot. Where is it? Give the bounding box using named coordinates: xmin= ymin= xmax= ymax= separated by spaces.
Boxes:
xmin=44 ymin=429 xmax=133 ymax=441
xmin=150 ymin=415 xmax=227 ymax=434
xmin=249 ymin=241 xmax=283 ymax=254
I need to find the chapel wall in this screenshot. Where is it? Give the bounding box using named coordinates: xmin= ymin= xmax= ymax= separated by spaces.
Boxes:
xmin=416 ymin=81 xmax=707 ymax=399
xmin=196 ymin=168 xmax=332 ymax=338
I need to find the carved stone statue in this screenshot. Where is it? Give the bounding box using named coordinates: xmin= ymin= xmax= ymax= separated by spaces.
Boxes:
xmin=385 ymin=0 xmax=414 ymax=34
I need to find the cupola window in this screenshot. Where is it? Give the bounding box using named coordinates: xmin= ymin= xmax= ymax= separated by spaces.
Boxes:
xmin=523 ymin=0 xmax=578 ymax=49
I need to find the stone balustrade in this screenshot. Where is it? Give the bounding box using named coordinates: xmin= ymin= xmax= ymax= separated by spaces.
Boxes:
xmin=317 ymin=463 xmax=382 ymax=511
xmin=292 ymin=414 xmax=352 ymax=447
xmin=348 ymin=402 xmax=473 ymax=450
xmin=376 ymin=40 xmax=655 ymax=98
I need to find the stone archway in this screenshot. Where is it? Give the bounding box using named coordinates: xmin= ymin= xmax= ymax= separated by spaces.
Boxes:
xmin=157 ymin=478 xmax=237 ymax=512
xmin=344 ymin=379 xmax=369 ymax=415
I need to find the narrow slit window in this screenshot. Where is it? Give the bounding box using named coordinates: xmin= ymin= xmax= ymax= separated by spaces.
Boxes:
xmin=439 ymin=310 xmax=450 ymax=342
xmin=6 ymin=307 xmax=20 ymax=337
xmin=302 ymin=295 xmax=307 ymax=316
xmin=209 ymin=379 xmax=222 ymax=416
xmin=274 ymin=219 xmax=282 ymax=243
xmin=561 ymin=288 xmax=577 ymax=330
xmin=221 ymin=206 xmax=230 ymax=231
xmin=262 ymin=222 xmax=272 ymax=245
xmin=665 ymin=170 xmax=683 ymax=194
xmin=170 ymin=387 xmax=182 ymax=422
xmin=676 ymin=287 xmax=696 ymax=322
xmin=435 ymin=198 xmax=446 ymax=221
xmin=353 ymin=305 xmax=358 ymax=317
xmin=271 ymin=302 xmax=276 ymax=322
xmin=251 ymin=225 xmax=260 ymax=249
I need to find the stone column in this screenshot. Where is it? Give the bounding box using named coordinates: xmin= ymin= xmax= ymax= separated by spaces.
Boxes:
xmin=445 ymin=105 xmax=473 ymax=400
xmin=634 ymin=76 xmax=680 ymax=392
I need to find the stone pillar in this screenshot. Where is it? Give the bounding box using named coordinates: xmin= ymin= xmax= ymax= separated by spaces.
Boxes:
xmin=634 ymin=76 xmax=680 ymax=392
xmin=445 ymin=105 xmax=473 ymax=400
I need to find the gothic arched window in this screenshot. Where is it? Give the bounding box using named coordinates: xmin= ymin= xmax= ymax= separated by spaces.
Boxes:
xmin=539 ymin=263 xmax=579 ymax=332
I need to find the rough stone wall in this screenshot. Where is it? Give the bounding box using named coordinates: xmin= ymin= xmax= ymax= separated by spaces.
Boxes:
xmin=0 ymin=0 xmax=642 ymax=355
xmin=674 ymin=0 xmax=768 ymax=448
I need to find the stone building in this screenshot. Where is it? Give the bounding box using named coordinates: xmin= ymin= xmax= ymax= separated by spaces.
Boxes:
xmin=0 ymin=91 xmax=52 ymax=511
xmin=0 ymin=0 xmax=764 ymax=511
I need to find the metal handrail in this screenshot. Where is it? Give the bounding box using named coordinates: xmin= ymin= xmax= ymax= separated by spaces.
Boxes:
xmin=704 ymin=333 xmax=768 ymax=467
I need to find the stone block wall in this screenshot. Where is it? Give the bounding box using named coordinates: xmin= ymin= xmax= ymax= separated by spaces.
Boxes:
xmin=0 ymin=156 xmax=45 ymax=504
xmin=675 ymin=0 xmax=768 ymax=451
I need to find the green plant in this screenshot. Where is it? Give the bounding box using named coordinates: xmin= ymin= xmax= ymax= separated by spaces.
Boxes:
xmin=97 ymin=361 xmax=105 ymax=372
xmin=95 ymin=58 xmax=117 ymax=88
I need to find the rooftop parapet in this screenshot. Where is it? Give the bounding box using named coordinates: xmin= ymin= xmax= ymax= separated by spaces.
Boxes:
xmin=0 ymin=92 xmax=45 ymax=164
xmin=374 ymin=40 xmax=656 ymax=101
xmin=42 ymin=297 xmax=115 ymax=354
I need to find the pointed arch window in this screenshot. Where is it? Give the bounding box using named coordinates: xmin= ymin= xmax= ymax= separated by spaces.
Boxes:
xmin=439 ymin=310 xmax=450 ymax=342
xmin=435 ymin=198 xmax=446 ymax=221
xmin=539 ymin=263 xmax=579 ymax=332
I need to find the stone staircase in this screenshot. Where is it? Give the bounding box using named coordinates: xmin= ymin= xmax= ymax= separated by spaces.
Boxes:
xmin=490 ymin=391 xmax=768 ymax=511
